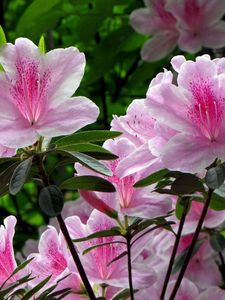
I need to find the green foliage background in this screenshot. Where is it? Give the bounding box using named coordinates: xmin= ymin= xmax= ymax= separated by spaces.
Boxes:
xmin=0 ymin=0 xmax=176 ymax=254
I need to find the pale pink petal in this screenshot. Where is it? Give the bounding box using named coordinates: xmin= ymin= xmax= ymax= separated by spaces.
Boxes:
xmin=149 ymin=69 xmax=173 ymax=87
xmin=36 ymin=96 xmax=99 ymax=138
xmin=162 ymin=133 xmax=216 ymax=172
xmin=0 ymin=121 xmax=38 ymax=148
xmin=166 ymin=278 xmax=199 ymax=300
xmin=141 ymin=32 xmax=178 ymax=62
xmin=111 ymin=99 xmax=155 ymax=146
xmin=199 ymin=287 xmax=225 ymax=300
xmin=129 ymin=8 xmax=156 ymax=35
xmin=0 ymin=216 xmax=17 ymax=285
xmin=122 ymin=192 xmax=172 ymax=219
xmin=0 ymin=145 xmax=16 ymax=157
xmin=178 ymin=30 xmax=203 ymax=53
xmin=171 ymin=55 xmax=186 ymax=72
xmin=116 ymin=142 xmax=158 ymax=178
xmin=199 ymin=0 xmax=225 ymax=25
xmin=45 ymin=47 xmax=85 ymax=106
xmin=0 ymin=38 xmax=40 ymax=76
xmin=146 ymin=83 xmax=194 ymax=134
xmin=202 ymin=22 xmax=225 ymax=48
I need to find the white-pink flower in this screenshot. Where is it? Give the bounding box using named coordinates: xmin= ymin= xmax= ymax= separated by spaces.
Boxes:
xmin=167 ymin=0 xmax=225 ymax=53
xmin=65 ymin=209 xmax=157 ymax=289
xmin=130 ymin=0 xmax=225 ymax=61
xmin=130 ymin=0 xmax=178 ymax=62
xmin=76 ymin=138 xmax=171 ymax=219
xmin=27 ymin=226 xmax=84 ymax=299
xmin=146 ymin=55 xmax=225 ymax=173
xmin=0 ymin=216 xmax=17 ymax=287
xmin=0 ymin=38 xmax=99 ymax=148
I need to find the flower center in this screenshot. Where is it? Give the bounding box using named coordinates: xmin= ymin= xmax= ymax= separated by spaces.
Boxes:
xmin=89 ymin=223 xmax=126 ymax=279
xmin=153 ymin=0 xmax=176 ymax=27
xmin=10 ymin=58 xmax=51 ymax=125
xmin=187 ymin=80 xmax=224 ymax=141
xmin=107 ymin=160 xmax=135 ymax=208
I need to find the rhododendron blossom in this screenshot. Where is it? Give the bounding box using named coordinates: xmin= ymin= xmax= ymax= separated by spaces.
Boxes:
xmin=65 ymin=210 xmax=157 ymax=288
xmin=130 ymin=0 xmax=225 ymax=61
xmin=0 ymin=38 xmax=99 ymax=148
xmin=0 ymin=216 xmax=18 ymax=287
xmin=146 ymin=55 xmax=225 ymax=173
xmin=27 ymin=226 xmax=85 ymax=299
xmin=130 ymin=0 xmax=178 ymax=61
xmin=76 ymin=137 xmax=172 ymax=219
xmin=0 ymin=144 xmax=16 ymax=157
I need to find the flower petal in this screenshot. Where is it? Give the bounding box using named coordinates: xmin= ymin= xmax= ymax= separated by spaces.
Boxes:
xmin=141 ymin=32 xmax=178 ymax=62
xmin=37 ymin=96 xmax=99 ymax=138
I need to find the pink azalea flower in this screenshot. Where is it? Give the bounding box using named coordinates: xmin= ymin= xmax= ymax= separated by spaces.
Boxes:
xmin=0 ymin=216 xmax=17 ymax=287
xmin=130 ymin=0 xmax=178 ymax=61
xmin=112 ymin=71 xmax=176 ymax=178
xmin=0 ymin=145 xmax=16 ymax=157
xmin=76 ymin=137 xmax=171 ymax=219
xmin=167 ymin=0 xmax=225 ymax=53
xmin=65 ymin=209 xmax=157 ymax=289
xmin=177 ymin=200 xmax=225 ymax=235
xmin=199 ymin=286 xmax=225 ymax=300
xmin=146 ymin=55 xmax=225 ymax=173
xmin=0 ymin=38 xmax=99 ymax=148
xmin=27 ymin=226 xmax=85 ymax=299
xmin=165 ymin=278 xmax=199 ymax=300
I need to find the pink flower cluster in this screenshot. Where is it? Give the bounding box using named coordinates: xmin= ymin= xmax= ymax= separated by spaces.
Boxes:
xmin=130 ymin=0 xmax=225 ymax=61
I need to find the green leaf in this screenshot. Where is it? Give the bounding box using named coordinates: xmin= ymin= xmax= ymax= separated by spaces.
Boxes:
xmin=111 ymin=288 xmax=138 ymax=300
xmin=0 ymin=162 xmax=19 ymax=191
xmin=107 ymin=251 xmax=128 ymax=266
xmin=38 ymin=35 xmax=46 ymax=53
xmin=210 ymin=187 xmax=225 ymax=210
xmin=16 ymin=0 xmax=62 ymax=38
xmin=62 ymin=151 xmax=112 ymax=176
xmin=60 ymin=175 xmax=116 ymax=192
xmin=134 ymin=169 xmax=168 ymax=188
xmin=56 ymin=143 xmax=118 ymax=160
xmin=9 ymin=157 xmax=33 ymax=195
xmin=205 ymin=164 xmax=225 ymax=189
xmin=55 ymin=130 xmax=121 ymax=147
xmin=210 ymin=233 xmax=225 ymax=252
xmin=171 ymin=173 xmax=204 ymax=195
xmin=73 ymin=228 xmax=121 ymax=242
xmin=172 ymin=239 xmax=204 ymax=274
xmin=39 ymin=185 xmax=64 ymax=217
xmin=83 ymin=240 xmax=126 ymax=255
xmin=21 ymin=276 xmax=51 ymax=300
xmin=0 ymin=26 xmax=7 ymax=47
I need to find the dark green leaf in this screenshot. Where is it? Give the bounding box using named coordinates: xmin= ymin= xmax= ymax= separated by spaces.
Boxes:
xmin=55 ymin=130 xmax=121 ymax=147
xmin=171 ymin=173 xmax=204 ymax=195
xmin=56 ymin=143 xmax=118 ymax=160
xmin=210 ymin=233 xmax=225 ymax=252
xmin=39 ymin=185 xmax=64 ymax=217
xmin=205 ymin=165 xmax=225 ymax=189
xmin=21 ymin=276 xmax=51 ymax=300
xmin=83 ymin=240 xmax=126 ymax=255
xmin=73 ymin=228 xmax=121 ymax=242
xmin=111 ymin=288 xmax=138 ymax=300
xmin=60 ymin=175 xmax=115 ymax=192
xmin=134 ymin=169 xmax=168 ymax=188
xmin=9 ymin=157 xmax=33 ymax=195
xmin=62 ymin=151 xmax=112 ymax=176
xmin=107 ymin=251 xmax=128 ymax=266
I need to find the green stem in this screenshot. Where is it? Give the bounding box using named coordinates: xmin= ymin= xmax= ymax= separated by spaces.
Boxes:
xmin=36 ymin=155 xmax=97 ymax=300
xmin=160 ymin=199 xmax=189 ymax=300
xmin=168 ymin=189 xmax=214 ymax=300
xmin=127 ymin=236 xmax=134 ymax=300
